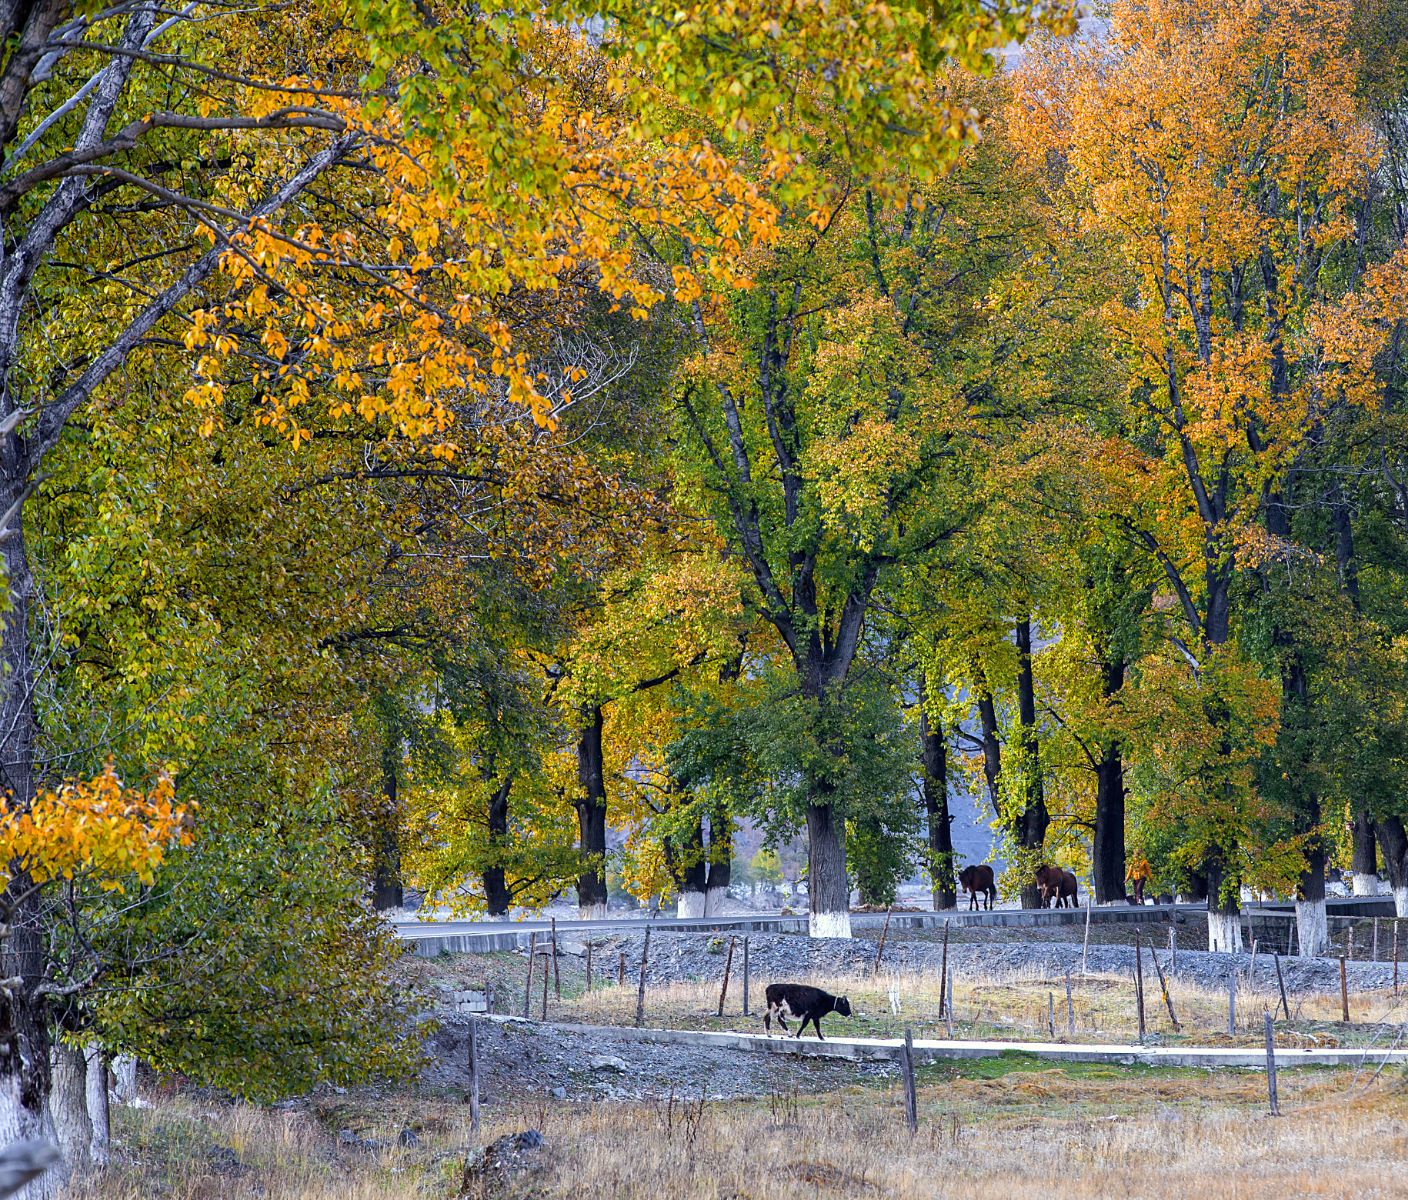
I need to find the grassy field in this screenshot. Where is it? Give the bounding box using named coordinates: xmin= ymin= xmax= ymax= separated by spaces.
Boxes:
xmin=417 ymin=949 xmax=1408 ymax=1049
xmin=69 ymin=1059 xmax=1408 ymax=1200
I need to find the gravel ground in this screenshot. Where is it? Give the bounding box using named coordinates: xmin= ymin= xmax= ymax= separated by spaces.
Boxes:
xmin=555 ymin=930 xmax=1403 ymax=995
xmin=420 ymin=1012 xmax=893 ymax=1101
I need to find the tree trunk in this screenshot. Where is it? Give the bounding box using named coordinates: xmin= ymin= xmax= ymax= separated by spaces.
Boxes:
xmin=1091 ymin=658 xmax=1127 ymax=904
xmin=1015 ymin=619 xmax=1048 ymax=910
xmin=575 ymin=705 xmax=609 ymax=919
xmin=110 ymin=1057 xmax=137 ymax=1106
xmin=704 ymin=808 xmax=732 ymax=917
xmin=1183 ymin=869 xmax=1209 ymax=904
xmin=84 ymin=1048 xmax=108 ymax=1169
xmin=483 ymin=776 xmax=513 ymax=917
xmin=370 ymin=716 xmax=403 ymax=911
xmin=1295 ymin=832 xmax=1328 ymax=958
xmin=1377 ymin=817 xmax=1408 ymax=917
xmin=0 ymin=504 xmax=58 ymax=1200
xmin=1205 ymin=858 xmax=1242 ymax=953
xmin=975 ymin=686 xmax=1002 ymax=820
xmin=673 ymin=816 xmax=707 ymax=918
xmin=805 ymin=797 xmax=851 ymax=939
xmin=1352 ymin=809 xmax=1378 ymax=896
xmin=48 ymin=1044 xmax=89 ymax=1178
xmin=920 ymin=702 xmax=956 ymax=910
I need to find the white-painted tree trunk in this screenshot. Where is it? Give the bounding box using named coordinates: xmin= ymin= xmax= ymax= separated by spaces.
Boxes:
xmin=110 ymin=1057 xmax=138 ymax=1106
xmin=809 ymin=910 xmax=852 ymax=939
xmin=48 ymin=1044 xmax=90 ymax=1178
xmin=704 ymin=886 xmax=728 ymax=917
xmin=1295 ymin=897 xmax=1328 ymax=958
xmin=1395 ymin=886 xmax=1408 ymax=918
xmin=675 ymin=890 xmax=705 ymax=919
xmin=84 ymin=1049 xmax=108 ymax=1169
xmin=1207 ymin=909 xmax=1243 ymax=953
xmin=577 ymin=903 xmax=607 ymax=921
xmin=0 ymin=1072 xmax=63 ymax=1200
xmin=1352 ymin=873 xmax=1380 ymax=897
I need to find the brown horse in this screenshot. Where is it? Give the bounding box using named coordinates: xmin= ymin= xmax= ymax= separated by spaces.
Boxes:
xmin=958 ymin=864 xmax=997 ymax=911
xmin=1035 ymin=864 xmax=1079 ymax=908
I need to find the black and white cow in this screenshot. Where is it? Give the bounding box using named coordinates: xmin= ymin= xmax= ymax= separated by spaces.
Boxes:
xmin=763 ymin=983 xmax=852 ymax=1040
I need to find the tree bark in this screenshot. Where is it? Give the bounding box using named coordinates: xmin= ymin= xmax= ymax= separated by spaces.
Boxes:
xmin=48 ymin=1044 xmax=89 ymax=1177
xmin=805 ymin=792 xmax=851 ymax=939
xmin=673 ymin=815 xmax=707 ymax=918
xmin=483 ymin=776 xmax=513 ymax=917
xmin=1295 ymin=830 xmax=1328 ymax=958
xmin=1091 ymin=657 xmax=1127 ymax=904
xmin=1205 ymin=858 xmax=1242 ymax=952
xmin=575 ymin=705 xmax=609 ymax=919
xmin=920 ymin=701 xmax=956 ymax=910
xmin=370 ymin=713 xmax=402 ymax=911
xmin=704 ymin=806 xmax=732 ymax=916
xmin=0 ymin=500 xmax=57 ymax=1200
xmin=1352 ymin=809 xmax=1378 ymax=895
xmin=1015 ymin=619 xmax=1048 ymax=909
xmin=84 ymin=1048 xmax=108 ymax=1169
xmin=1377 ymin=817 xmax=1408 ymax=917
xmin=975 ymin=685 xmax=1002 ymax=820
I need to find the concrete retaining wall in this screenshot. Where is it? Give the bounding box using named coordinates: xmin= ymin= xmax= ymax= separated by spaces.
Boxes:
xmin=399 ymin=905 xmax=1193 ymax=957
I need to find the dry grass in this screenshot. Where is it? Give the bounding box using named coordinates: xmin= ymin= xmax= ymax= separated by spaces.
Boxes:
xmin=544 ymin=964 xmax=1408 ymax=1049
xmin=67 ymin=1062 xmax=1408 ymax=1200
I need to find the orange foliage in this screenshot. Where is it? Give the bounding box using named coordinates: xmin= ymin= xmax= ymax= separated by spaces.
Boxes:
xmin=0 ymin=763 xmax=194 ymax=892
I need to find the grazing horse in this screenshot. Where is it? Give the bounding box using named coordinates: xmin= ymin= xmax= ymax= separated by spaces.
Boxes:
xmin=959 ymin=864 xmax=997 ymax=911
xmin=1035 ymin=864 xmax=1079 ymax=908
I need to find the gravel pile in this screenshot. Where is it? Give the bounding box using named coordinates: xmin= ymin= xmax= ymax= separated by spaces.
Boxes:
xmin=556 ymin=930 xmax=1400 ymax=996
xmin=420 ymin=1012 xmax=892 ymax=1101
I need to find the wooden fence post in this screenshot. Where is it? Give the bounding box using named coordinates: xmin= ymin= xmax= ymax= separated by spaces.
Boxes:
xmin=1082 ymin=896 xmax=1092 ymax=975
xmin=1264 ymin=1012 xmax=1279 ymax=1116
xmin=468 ymin=1016 xmax=481 ymax=1137
xmin=743 ymin=937 xmax=750 ymax=1016
xmin=1272 ymin=951 xmax=1290 ymax=1020
xmin=718 ymin=936 xmax=737 ymax=1016
xmin=1169 ymin=922 xmax=1177 ymax=973
xmin=1227 ymin=970 xmax=1236 ymax=1037
xmin=938 ymin=921 xmax=950 ymax=1017
xmin=1148 ymin=943 xmax=1180 ymax=1032
xmin=946 ymin=966 xmax=955 ymax=1038
xmin=901 ymin=1028 xmax=918 ymax=1133
xmin=618 ymin=950 xmax=626 ymax=987
xmin=540 ymin=948 xmax=550 ymax=1020
xmin=1064 ymin=969 xmax=1075 ymax=1037
xmin=1373 ymin=917 xmax=1380 ymax=963
xmin=635 ymin=927 xmax=651 ymax=1028
xmin=1394 ymin=920 xmax=1400 ymax=996
xmin=873 ymin=906 xmax=893 ymax=978
xmin=1047 ymin=991 xmax=1055 ymax=1040
xmin=523 ymin=932 xmax=537 ymax=1019
xmin=585 ymin=940 xmax=593 ymax=993
xmin=551 ymin=918 xmax=561 ymax=999
xmin=1134 ymin=931 xmax=1147 ymax=1042
xmin=1340 ymin=954 xmax=1350 ymax=1023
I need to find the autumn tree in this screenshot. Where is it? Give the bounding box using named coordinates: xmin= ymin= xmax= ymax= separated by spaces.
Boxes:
xmin=1012 ymin=0 xmax=1408 ymax=951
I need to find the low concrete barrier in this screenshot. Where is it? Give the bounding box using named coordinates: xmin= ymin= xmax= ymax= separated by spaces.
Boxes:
xmin=480 ymin=1014 xmax=1408 ymax=1071
xmin=397 ymin=905 xmax=1193 ymax=957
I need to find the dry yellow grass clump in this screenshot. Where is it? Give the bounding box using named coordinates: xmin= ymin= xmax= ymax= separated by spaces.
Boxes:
xmin=66 ymin=1063 xmax=1408 ymax=1200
